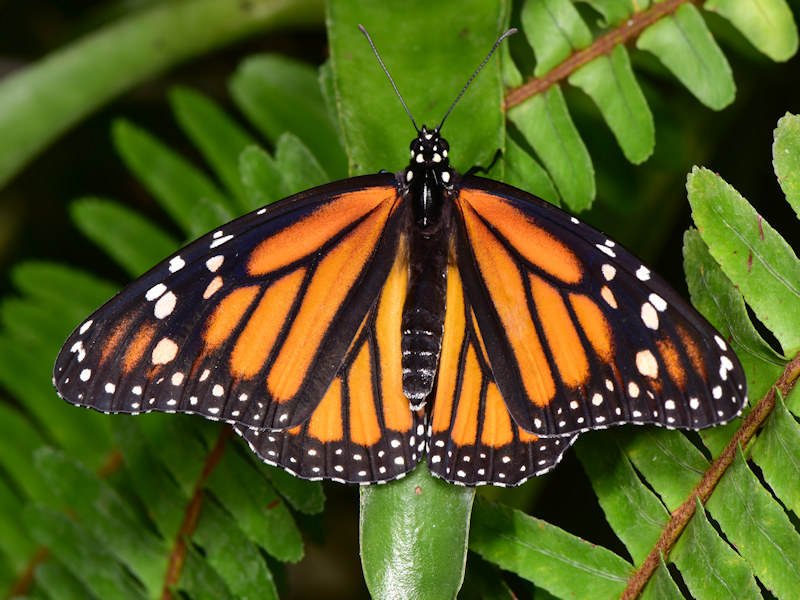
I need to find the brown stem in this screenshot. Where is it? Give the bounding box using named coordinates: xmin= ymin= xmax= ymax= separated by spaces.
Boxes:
xmin=504 ymin=0 xmax=696 ymax=110
xmin=621 ymin=353 xmax=800 ymax=599
xmin=160 ymin=426 xmax=232 ymax=599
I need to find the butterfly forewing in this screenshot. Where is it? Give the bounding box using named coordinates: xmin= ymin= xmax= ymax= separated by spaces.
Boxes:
xmin=53 ymin=175 xmax=406 ymax=432
xmin=453 ymin=177 xmax=747 ymax=438
xmin=237 ymin=241 xmax=426 ymax=483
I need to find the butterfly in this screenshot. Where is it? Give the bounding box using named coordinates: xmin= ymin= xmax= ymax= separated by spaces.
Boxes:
xmin=53 ymin=27 xmax=747 ymax=487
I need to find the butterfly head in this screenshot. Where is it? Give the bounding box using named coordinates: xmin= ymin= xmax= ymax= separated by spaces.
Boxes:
xmin=406 ymin=125 xmax=453 ymax=187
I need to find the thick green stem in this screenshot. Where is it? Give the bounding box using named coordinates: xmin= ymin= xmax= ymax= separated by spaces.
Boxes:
xmin=0 ymin=0 xmax=324 ymax=189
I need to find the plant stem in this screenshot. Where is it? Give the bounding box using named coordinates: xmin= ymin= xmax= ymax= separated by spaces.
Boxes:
xmin=0 ymin=0 xmax=324 ymax=190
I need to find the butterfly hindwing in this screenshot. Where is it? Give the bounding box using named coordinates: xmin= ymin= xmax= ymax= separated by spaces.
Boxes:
xmin=452 ymin=177 xmax=747 ymax=438
xmin=53 ymin=175 xmax=407 ymax=432
xmin=236 ymin=241 xmax=426 ymax=483
xmin=427 ymin=244 xmax=576 ymax=486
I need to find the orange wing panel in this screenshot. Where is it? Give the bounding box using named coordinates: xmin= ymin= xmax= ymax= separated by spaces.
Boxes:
xmin=348 ymin=344 xmax=381 ymax=446
xmin=203 ymin=286 xmax=259 ymax=350
xmin=229 ymin=269 xmax=305 ymax=379
xmin=530 ymin=275 xmax=588 ymax=387
xmin=267 ymin=201 xmax=393 ymax=401
xmin=480 ymin=383 xmax=514 ymax=447
xmin=307 ymin=378 xmax=344 ymax=443
xmin=459 ymin=201 xmax=555 ymax=407
xmin=248 ymin=187 xmax=397 ymax=275
xmin=459 ymin=190 xmax=581 ymax=284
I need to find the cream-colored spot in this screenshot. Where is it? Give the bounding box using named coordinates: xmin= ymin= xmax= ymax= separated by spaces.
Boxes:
xmin=601 ymin=264 xmax=616 ymax=281
xmin=146 ymin=283 xmax=167 ymax=301
xmin=206 ymin=255 xmax=224 ymax=272
xmin=169 ymin=256 xmax=185 ymax=272
xmin=636 ymin=349 xmax=658 ymax=378
xmin=171 ymin=372 xmax=184 ymax=386
xmin=203 ymin=276 xmax=223 ymax=299
xmin=641 ymin=302 xmax=659 ymax=330
xmin=154 ymin=291 xmax=177 ymax=319
xmin=212 ymin=384 xmax=224 ymax=397
xmin=649 ymin=293 xmax=667 ymax=312
xmin=152 ymin=338 xmax=178 ymax=364
xmin=636 ymin=266 xmax=650 ymax=281
xmin=592 ymin=393 xmax=603 ymax=406
xmin=601 ymin=286 xmax=618 ymax=309
xmin=628 ymin=382 xmax=640 ymax=397
xmin=104 ymin=383 xmax=115 ymax=393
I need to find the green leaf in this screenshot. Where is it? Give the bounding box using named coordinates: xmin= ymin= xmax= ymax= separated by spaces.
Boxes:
xmin=672 ymin=499 xmax=760 ymax=599
xmin=24 ymin=504 xmax=148 ymax=600
xmin=0 ymin=471 xmax=38 ymax=571
xmin=508 ymin=85 xmax=596 ymax=211
xmin=229 ymin=53 xmax=346 ymax=179
xmin=34 ymin=448 xmax=167 ymax=597
xmin=706 ymin=448 xmax=800 ymax=597
xmin=274 ymin=133 xmax=330 ymax=195
xmin=112 ymin=119 xmax=234 ymax=237
xmin=34 ymin=561 xmax=96 ymax=600
xmin=70 ymin=197 xmax=178 ymax=277
xmin=178 ymin=545 xmax=236 ymax=600
xmin=575 ymin=433 xmax=669 ymax=563
xmin=192 ymin=495 xmax=279 ymax=600
xmin=568 ymin=44 xmax=655 ymax=164
xmin=239 ymin=145 xmax=286 ymax=209
xmin=637 ymin=4 xmax=735 ymax=110
xmin=504 ymin=134 xmax=560 ymax=206
xmin=520 ymin=0 xmax=593 ymax=76
xmin=0 ymin=404 xmax=57 ymax=508
xmin=579 ymin=0 xmax=638 ymax=27
xmin=687 ymin=166 xmax=800 ymax=355
xmin=683 ymin=228 xmax=785 ymax=403
xmin=113 ymin=418 xmax=189 ymax=539
xmin=640 ymin=558 xmax=683 ymax=600
xmin=170 ymin=86 xmax=258 ymax=213
xmin=328 ymin=0 xmax=506 ymax=176
xmin=258 ymin=462 xmax=325 ymax=515
xmin=469 ymin=496 xmax=630 ymax=598
xmin=749 ymin=389 xmax=800 ymax=515
xmin=773 ymin=112 xmax=800 ymax=217
xmin=206 ymin=445 xmax=304 ymax=563
xmin=705 ymin=0 xmax=798 ymax=62
xmin=360 ymin=462 xmax=474 ymax=600
xmin=615 ymin=427 xmax=710 ymax=511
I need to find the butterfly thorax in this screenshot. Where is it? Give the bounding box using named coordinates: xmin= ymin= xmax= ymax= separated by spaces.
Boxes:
xmin=399 ymin=126 xmax=453 ymax=408
xmin=403 ymin=125 xmax=455 ymax=230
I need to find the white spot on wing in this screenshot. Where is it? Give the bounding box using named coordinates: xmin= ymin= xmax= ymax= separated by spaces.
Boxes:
xmin=640 ymin=302 xmax=659 ymax=330
xmin=169 ymin=256 xmax=185 ymax=272
xmin=145 ymin=283 xmax=167 ymax=301
xmin=154 ymin=291 xmax=177 ymax=319
xmin=152 ymin=338 xmax=178 ymax=365
xmin=206 ymin=255 xmax=224 ymax=272
xmin=203 ymin=276 xmax=223 ymax=299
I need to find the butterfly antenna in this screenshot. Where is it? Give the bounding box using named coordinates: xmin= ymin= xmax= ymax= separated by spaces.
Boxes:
xmin=439 ymin=28 xmax=517 ymax=130
xmin=359 ymin=24 xmax=419 ymax=133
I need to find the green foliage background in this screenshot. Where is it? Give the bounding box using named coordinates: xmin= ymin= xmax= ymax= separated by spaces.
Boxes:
xmin=1 ymin=0 xmax=800 ymax=598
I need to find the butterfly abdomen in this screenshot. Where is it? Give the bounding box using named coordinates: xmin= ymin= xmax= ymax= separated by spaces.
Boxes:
xmin=401 ymin=225 xmax=449 ymax=407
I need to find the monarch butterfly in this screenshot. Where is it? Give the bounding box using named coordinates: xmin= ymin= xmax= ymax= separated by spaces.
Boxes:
xmin=53 ymin=26 xmax=747 ymax=487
